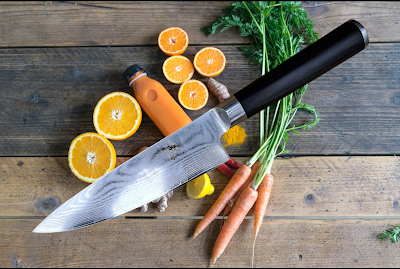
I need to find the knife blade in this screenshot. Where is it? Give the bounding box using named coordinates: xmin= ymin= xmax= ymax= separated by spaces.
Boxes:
xmin=33 ymin=20 xmax=368 ymax=233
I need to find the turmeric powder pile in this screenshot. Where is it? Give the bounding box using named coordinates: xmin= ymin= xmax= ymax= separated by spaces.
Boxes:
xmin=206 ymin=78 xmax=246 ymax=147
xmin=223 ymin=125 xmax=247 ymax=147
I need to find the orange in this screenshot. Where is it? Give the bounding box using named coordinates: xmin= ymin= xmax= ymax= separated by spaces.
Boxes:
xmin=162 ymin=55 xmax=194 ymax=84
xmin=68 ymin=132 xmax=116 ymax=183
xmin=93 ymin=92 xmax=142 ymax=140
xmin=158 ymin=27 xmax=189 ymax=56
xmin=178 ymin=79 xmax=209 ymax=110
xmin=193 ymin=47 xmax=226 ymax=77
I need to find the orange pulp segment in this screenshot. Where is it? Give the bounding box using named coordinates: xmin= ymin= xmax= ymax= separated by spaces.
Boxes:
xmin=162 ymin=55 xmax=194 ymax=84
xmin=68 ymin=132 xmax=116 ymax=183
xmin=193 ymin=47 xmax=226 ymax=77
xmin=158 ymin=27 xmax=189 ymax=56
xmin=93 ymin=92 xmax=142 ymax=140
xmin=178 ymin=79 xmax=209 ymax=110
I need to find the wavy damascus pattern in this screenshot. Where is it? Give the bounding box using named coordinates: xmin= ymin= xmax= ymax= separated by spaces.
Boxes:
xmin=33 ymin=108 xmax=231 ymax=233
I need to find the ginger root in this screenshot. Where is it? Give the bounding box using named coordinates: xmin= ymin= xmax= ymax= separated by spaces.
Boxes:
xmin=207 ymin=78 xmax=230 ymax=103
xmin=136 ymin=146 xmax=174 ymax=213
xmin=139 ymin=191 xmax=174 ymax=213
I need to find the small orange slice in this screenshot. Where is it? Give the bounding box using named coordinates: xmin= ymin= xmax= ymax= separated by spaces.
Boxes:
xmin=158 ymin=27 xmax=189 ymax=56
xmin=68 ymin=132 xmax=116 ymax=183
xmin=162 ymin=55 xmax=194 ymax=84
xmin=93 ymin=92 xmax=142 ymax=140
xmin=193 ymin=47 xmax=226 ymax=77
xmin=178 ymin=79 xmax=209 ymax=110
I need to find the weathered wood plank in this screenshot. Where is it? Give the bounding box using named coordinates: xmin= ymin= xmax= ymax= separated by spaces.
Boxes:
xmin=1 ymin=156 xmax=399 ymax=217
xmin=0 ymin=1 xmax=399 ymax=48
xmin=0 ymin=44 xmax=399 ymax=156
xmin=0 ymin=1 xmax=248 ymax=47
xmin=304 ymin=1 xmax=400 ymax=43
xmin=1 ymin=218 xmax=399 ymax=268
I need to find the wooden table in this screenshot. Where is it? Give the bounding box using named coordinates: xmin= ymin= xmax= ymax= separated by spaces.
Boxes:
xmin=1 ymin=1 xmax=400 ymax=267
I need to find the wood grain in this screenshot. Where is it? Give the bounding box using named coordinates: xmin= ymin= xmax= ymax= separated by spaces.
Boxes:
xmin=1 ymin=156 xmax=399 ymax=217
xmin=0 ymin=44 xmax=399 ymax=156
xmin=1 ymin=218 xmax=400 ymax=268
xmin=0 ymin=1 xmax=399 ymax=48
xmin=304 ymin=1 xmax=400 ymax=43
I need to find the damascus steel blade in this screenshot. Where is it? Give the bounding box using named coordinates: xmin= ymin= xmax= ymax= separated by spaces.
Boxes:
xmin=33 ymin=107 xmax=234 ymax=233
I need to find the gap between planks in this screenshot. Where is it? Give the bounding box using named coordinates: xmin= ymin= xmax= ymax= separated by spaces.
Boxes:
xmin=2 ymin=216 xmax=400 ymax=220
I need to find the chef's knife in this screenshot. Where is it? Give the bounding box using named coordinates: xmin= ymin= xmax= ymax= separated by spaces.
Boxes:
xmin=33 ymin=20 xmax=368 ymax=233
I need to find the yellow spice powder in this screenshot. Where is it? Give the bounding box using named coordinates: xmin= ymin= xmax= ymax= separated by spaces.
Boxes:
xmin=223 ymin=125 xmax=247 ymax=147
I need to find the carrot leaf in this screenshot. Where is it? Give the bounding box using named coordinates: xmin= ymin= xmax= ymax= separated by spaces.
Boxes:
xmin=202 ymin=1 xmax=319 ymax=189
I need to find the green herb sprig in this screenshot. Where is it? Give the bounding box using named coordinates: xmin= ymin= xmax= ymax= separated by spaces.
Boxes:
xmin=378 ymin=224 xmax=400 ymax=243
xmin=202 ymin=1 xmax=319 ymax=188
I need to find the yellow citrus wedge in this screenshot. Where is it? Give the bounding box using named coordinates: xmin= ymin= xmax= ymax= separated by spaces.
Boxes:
xmin=93 ymin=92 xmax=142 ymax=140
xmin=193 ymin=47 xmax=226 ymax=77
xmin=186 ymin=174 xmax=215 ymax=199
xmin=162 ymin=55 xmax=194 ymax=84
xmin=158 ymin=27 xmax=189 ymax=56
xmin=68 ymin=132 xmax=116 ymax=183
xmin=178 ymin=79 xmax=209 ymax=110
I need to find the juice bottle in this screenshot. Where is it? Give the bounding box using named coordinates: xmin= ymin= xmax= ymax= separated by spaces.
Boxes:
xmin=123 ymin=64 xmax=191 ymax=136
xmin=123 ymin=64 xmax=234 ymax=195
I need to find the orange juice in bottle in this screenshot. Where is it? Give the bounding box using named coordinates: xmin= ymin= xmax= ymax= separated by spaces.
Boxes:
xmin=123 ymin=64 xmax=191 ymax=136
xmin=123 ymin=64 xmax=234 ymax=196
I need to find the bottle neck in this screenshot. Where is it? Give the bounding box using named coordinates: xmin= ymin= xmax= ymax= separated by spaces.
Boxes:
xmin=128 ymin=71 xmax=147 ymax=87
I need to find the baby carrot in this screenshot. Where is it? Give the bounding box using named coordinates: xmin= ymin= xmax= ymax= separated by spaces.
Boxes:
xmin=192 ymin=165 xmax=252 ymax=239
xmin=252 ymin=173 xmax=274 ymax=267
xmin=212 ymin=186 xmax=258 ymax=265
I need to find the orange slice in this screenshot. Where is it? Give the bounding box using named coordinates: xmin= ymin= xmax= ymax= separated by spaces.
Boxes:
xmin=68 ymin=132 xmax=116 ymax=183
xmin=93 ymin=92 xmax=142 ymax=140
xmin=193 ymin=47 xmax=226 ymax=77
xmin=158 ymin=27 xmax=189 ymax=56
xmin=178 ymin=79 xmax=209 ymax=110
xmin=162 ymin=55 xmax=194 ymax=84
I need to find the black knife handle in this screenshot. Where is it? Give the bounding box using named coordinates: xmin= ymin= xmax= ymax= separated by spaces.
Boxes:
xmin=234 ymin=19 xmax=369 ymax=118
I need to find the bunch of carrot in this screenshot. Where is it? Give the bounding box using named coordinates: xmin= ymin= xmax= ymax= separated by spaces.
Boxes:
xmin=196 ymin=1 xmax=320 ymax=266
xmin=192 ymin=162 xmax=273 ymax=266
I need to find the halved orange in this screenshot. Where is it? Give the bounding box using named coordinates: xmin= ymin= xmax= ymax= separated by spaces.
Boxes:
xmin=178 ymin=79 xmax=209 ymax=110
xmin=158 ymin=27 xmax=189 ymax=56
xmin=93 ymin=92 xmax=142 ymax=140
xmin=68 ymin=132 xmax=116 ymax=183
xmin=193 ymin=47 xmax=226 ymax=77
xmin=162 ymin=55 xmax=194 ymax=84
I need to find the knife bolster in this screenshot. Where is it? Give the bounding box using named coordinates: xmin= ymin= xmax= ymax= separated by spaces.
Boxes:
xmin=216 ymin=96 xmax=247 ymax=127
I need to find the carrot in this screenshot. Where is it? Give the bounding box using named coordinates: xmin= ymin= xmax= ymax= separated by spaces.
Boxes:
xmin=252 ymin=173 xmax=274 ymax=267
xmin=221 ymin=161 xmax=261 ymax=220
xmin=212 ymin=186 xmax=258 ymax=265
xmin=192 ymin=165 xmax=252 ymax=239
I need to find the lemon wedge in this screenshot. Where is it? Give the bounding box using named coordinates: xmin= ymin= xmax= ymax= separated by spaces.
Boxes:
xmin=186 ymin=173 xmax=215 ymax=199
